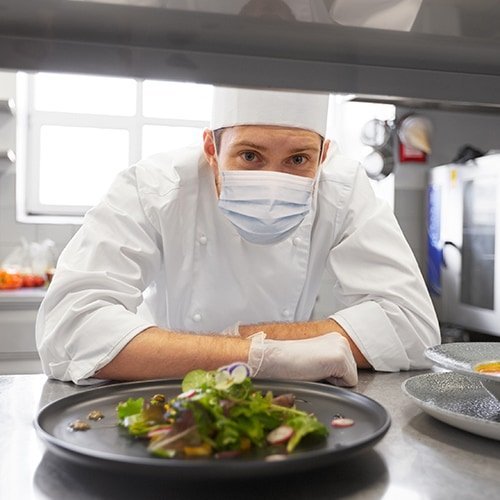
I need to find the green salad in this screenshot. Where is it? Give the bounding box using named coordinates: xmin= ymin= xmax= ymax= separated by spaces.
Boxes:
xmin=117 ymin=363 xmax=328 ymax=459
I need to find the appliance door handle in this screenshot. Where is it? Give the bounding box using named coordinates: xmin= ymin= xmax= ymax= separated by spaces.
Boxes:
xmin=442 ymin=241 xmax=461 ymax=268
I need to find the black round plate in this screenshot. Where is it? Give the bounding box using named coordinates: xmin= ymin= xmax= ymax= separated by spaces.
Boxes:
xmin=35 ymin=379 xmax=390 ymax=478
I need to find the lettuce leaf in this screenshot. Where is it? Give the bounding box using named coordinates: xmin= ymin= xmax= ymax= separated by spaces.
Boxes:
xmin=117 ymin=397 xmax=144 ymax=421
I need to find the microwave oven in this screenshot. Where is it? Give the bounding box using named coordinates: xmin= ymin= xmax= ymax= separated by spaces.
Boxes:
xmin=428 ymin=153 xmax=500 ymax=337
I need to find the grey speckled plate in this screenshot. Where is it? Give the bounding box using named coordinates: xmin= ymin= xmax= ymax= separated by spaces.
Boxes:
xmin=402 ymin=372 xmax=500 ymax=441
xmin=425 ymin=343 xmax=500 ymax=400
xmin=425 ymin=343 xmax=500 ymax=382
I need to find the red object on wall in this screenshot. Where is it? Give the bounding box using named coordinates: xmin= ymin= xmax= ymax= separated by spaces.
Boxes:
xmin=399 ymin=140 xmax=427 ymax=163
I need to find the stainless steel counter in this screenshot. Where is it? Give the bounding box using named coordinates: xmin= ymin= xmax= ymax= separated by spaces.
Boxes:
xmin=0 ymin=288 xmax=45 ymax=310
xmin=1 ymin=371 xmax=498 ymax=500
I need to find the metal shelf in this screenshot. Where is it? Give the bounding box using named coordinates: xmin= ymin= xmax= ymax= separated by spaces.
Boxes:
xmin=1 ymin=2 xmax=500 ymax=107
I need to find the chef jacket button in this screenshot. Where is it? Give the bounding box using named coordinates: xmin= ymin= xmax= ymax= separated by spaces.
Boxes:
xmin=282 ymin=309 xmax=290 ymax=318
xmin=199 ymin=235 xmax=208 ymax=245
xmin=193 ymin=313 xmax=202 ymax=322
xmin=292 ymin=237 xmax=301 ymax=246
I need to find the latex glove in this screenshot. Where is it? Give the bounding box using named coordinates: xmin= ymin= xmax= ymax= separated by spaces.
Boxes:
xmin=247 ymin=332 xmax=358 ymax=387
xmin=220 ymin=321 xmax=241 ymax=337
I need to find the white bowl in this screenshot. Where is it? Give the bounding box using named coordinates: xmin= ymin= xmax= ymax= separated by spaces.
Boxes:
xmin=425 ymin=343 xmax=500 ymax=401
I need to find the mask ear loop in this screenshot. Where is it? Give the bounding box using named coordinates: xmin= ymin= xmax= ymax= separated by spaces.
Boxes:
xmin=212 ymin=129 xmax=220 ymax=158
xmin=211 ymin=129 xmax=223 ymax=195
xmin=313 ymin=137 xmax=325 ymax=186
xmin=310 ymin=136 xmax=325 ymax=210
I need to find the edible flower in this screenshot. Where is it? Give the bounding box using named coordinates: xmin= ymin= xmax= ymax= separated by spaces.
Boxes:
xmin=214 ymin=363 xmax=252 ymax=390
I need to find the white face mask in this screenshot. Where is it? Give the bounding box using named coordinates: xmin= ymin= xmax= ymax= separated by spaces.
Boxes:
xmin=218 ymin=170 xmax=315 ymax=245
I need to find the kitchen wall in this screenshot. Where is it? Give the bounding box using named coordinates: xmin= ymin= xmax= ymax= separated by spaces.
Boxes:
xmin=0 ymin=71 xmax=78 ymax=374
xmin=0 ymin=71 xmax=79 ymax=264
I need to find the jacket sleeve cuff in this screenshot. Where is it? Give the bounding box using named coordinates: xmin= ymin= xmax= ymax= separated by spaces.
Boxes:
xmin=49 ymin=319 xmax=156 ymax=385
xmin=330 ymin=301 xmax=410 ymax=372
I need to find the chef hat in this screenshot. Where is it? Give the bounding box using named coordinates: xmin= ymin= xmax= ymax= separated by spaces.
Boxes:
xmin=210 ymin=86 xmax=329 ymax=137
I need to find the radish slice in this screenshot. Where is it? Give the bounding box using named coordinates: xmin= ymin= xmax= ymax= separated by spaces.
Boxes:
xmin=177 ymin=389 xmax=197 ymax=399
xmin=331 ymin=417 xmax=354 ymax=428
xmin=147 ymin=426 xmax=172 ymax=438
xmin=148 ymin=425 xmax=196 ymax=453
xmin=266 ymin=425 xmax=294 ymax=445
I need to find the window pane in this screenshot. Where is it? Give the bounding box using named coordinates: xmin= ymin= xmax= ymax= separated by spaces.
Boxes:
xmin=460 ymin=179 xmax=496 ymax=310
xmin=143 ymin=80 xmax=212 ymax=120
xmin=39 ymin=126 xmax=129 ymax=206
xmin=142 ymin=125 xmax=203 ymax=158
xmin=34 ymin=73 xmax=136 ymax=116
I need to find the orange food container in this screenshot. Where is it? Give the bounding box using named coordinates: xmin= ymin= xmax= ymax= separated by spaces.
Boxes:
xmin=0 ymin=269 xmax=23 ymax=290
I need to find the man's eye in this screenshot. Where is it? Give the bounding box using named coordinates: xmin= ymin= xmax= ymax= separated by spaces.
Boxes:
xmin=291 ymin=155 xmax=306 ymax=165
xmin=242 ymin=152 xmax=257 ymax=161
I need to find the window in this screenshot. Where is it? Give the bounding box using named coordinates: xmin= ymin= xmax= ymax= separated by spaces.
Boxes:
xmin=17 ymin=72 xmax=212 ymax=221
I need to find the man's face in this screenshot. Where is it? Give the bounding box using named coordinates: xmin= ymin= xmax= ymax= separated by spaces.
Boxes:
xmin=203 ymin=125 xmax=329 ymax=194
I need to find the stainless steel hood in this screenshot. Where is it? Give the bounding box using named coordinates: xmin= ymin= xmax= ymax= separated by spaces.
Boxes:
xmin=1 ymin=0 xmax=500 ymax=108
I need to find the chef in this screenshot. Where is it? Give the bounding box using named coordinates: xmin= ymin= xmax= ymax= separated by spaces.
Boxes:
xmin=36 ymin=86 xmax=440 ymax=386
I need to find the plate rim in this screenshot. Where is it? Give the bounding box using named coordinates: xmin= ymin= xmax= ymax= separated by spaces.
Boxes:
xmin=401 ymin=372 xmax=500 ymax=439
xmin=425 ymin=343 xmax=500 ymax=383
xmin=34 ymin=378 xmax=391 ymax=476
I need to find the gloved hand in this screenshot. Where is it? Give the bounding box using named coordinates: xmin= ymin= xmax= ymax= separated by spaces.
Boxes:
xmin=247 ymin=332 xmax=358 ymax=387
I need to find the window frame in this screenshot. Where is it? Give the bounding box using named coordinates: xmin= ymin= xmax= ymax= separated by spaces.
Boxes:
xmin=17 ymin=72 xmax=210 ymax=223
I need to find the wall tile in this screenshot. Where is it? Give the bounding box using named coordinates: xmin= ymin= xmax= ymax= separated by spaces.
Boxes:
xmin=36 ymin=224 xmax=76 ymax=250
xmin=0 ymin=167 xmax=15 ymax=207
xmin=0 ymin=204 xmax=37 ymax=245
xmin=394 ymin=189 xmax=424 ymax=218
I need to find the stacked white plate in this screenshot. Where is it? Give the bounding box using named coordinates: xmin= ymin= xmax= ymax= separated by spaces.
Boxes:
xmin=402 ymin=343 xmax=500 ymax=440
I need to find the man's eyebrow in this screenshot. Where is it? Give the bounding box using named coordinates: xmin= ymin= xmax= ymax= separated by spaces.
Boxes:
xmin=230 ymin=141 xmax=269 ymax=151
xmin=230 ymin=141 xmax=320 ymax=152
xmin=288 ymin=143 xmax=321 ymax=153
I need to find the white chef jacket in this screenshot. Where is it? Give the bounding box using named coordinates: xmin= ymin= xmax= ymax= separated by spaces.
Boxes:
xmin=36 ymin=146 xmax=439 ymax=384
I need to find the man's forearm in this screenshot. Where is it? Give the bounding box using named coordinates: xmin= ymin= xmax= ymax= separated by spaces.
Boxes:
xmin=239 ymin=319 xmax=371 ymax=369
xmin=96 ymin=327 xmax=251 ymax=381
